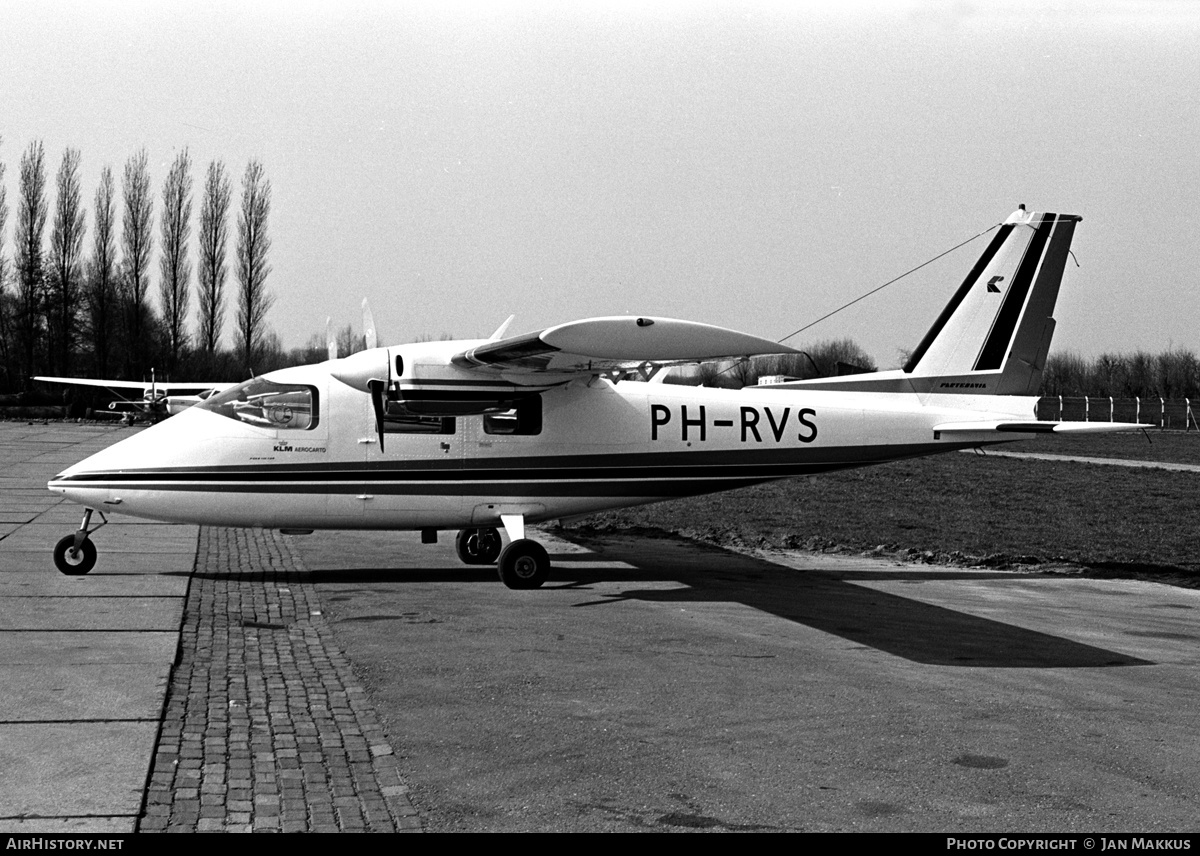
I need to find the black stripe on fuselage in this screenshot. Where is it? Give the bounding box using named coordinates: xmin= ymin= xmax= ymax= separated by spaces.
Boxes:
xmin=974 ymin=214 xmax=1056 ymax=371
xmin=56 ymin=443 xmax=949 ymax=480
xmin=55 ymin=477 xmax=767 ymax=498
xmin=52 ymin=441 xmax=986 ymax=498
xmin=399 ymin=378 xmax=549 ymax=389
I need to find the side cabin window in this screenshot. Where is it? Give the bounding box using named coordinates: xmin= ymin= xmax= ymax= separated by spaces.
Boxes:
xmin=198 ymin=379 xmax=319 ymax=431
xmin=483 ymin=395 xmax=542 ymax=436
xmin=383 ymin=401 xmax=455 ymax=435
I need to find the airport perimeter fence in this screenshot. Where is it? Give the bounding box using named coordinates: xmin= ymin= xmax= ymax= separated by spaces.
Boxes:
xmin=1037 ymin=397 xmax=1200 ymax=430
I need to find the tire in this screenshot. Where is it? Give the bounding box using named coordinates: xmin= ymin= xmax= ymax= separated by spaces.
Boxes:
xmin=54 ymin=535 xmax=97 ymax=576
xmin=455 ymin=528 xmax=478 ymax=564
xmin=497 ymin=539 xmax=550 ymax=589
xmin=455 ymin=528 xmax=503 ymax=565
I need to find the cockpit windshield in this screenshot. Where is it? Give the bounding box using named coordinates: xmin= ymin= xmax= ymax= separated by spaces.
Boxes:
xmin=197 ymin=378 xmax=319 ymax=430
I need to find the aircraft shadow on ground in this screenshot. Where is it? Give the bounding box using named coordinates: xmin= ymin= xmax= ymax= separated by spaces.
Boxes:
xmin=551 ymin=532 xmax=1154 ymax=670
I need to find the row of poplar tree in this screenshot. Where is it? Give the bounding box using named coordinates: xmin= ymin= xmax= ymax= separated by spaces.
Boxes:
xmin=0 ymin=137 xmax=274 ymax=393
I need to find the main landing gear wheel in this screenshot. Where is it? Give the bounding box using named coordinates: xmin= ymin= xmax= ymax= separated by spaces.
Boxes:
xmin=455 ymin=527 xmax=503 ymax=565
xmin=496 ymin=539 xmax=550 ymax=589
xmin=54 ymin=535 xmax=97 ymax=576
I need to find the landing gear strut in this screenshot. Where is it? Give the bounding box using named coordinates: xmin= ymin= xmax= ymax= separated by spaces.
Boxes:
xmin=53 ymin=508 xmax=107 ymax=576
xmin=454 ymin=527 xmax=502 ymax=565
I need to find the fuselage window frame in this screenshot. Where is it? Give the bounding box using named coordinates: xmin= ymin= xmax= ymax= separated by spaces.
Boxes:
xmin=382 ymin=401 xmax=456 ymax=435
xmin=197 ymin=378 xmax=321 ymax=432
xmin=482 ymin=395 xmax=543 ymax=436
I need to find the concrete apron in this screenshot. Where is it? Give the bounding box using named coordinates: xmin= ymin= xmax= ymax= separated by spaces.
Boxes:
xmin=0 ymin=423 xmax=192 ymax=833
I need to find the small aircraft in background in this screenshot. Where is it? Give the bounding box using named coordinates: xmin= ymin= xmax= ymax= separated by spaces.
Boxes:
xmin=35 ymin=370 xmax=233 ymax=421
xmin=38 ymin=303 xmax=369 ymax=422
xmin=46 ymin=207 xmax=1145 ymax=586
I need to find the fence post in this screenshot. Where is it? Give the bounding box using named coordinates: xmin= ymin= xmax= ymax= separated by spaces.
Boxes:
xmin=1161 ymin=397 xmax=1166 ymax=429
xmin=1058 ymin=395 xmax=1063 ymax=421
xmin=1110 ymin=396 xmax=1114 ymax=422
xmin=1085 ymin=396 xmax=1089 ymax=422
xmin=1136 ymin=396 xmax=1141 ymax=424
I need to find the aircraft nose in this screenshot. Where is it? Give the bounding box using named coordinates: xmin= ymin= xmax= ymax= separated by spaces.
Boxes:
xmin=47 ymin=419 xmax=176 ymax=499
xmin=48 ymin=445 xmax=105 ymax=492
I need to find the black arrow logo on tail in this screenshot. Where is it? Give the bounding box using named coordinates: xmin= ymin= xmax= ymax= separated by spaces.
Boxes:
xmin=987 ymin=275 xmax=1005 ymax=293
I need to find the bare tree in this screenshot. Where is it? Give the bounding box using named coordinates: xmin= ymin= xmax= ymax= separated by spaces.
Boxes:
xmin=0 ymin=137 xmax=15 ymax=391
xmin=1040 ymin=348 xmax=1200 ymax=400
xmin=336 ymin=323 xmax=358 ymax=357
xmin=805 ymin=338 xmax=877 ymax=376
xmin=48 ymin=148 xmax=87 ymax=375
xmin=0 ymin=136 xmax=7 ymax=291
xmin=121 ymin=149 xmax=153 ymax=378
xmin=159 ymin=149 xmax=192 ymax=374
xmin=197 ymin=160 xmax=230 ymax=354
xmin=235 ymin=160 xmax=273 ymax=369
xmin=87 ymin=166 xmax=118 ymax=378
xmin=15 ymin=140 xmax=48 ymax=387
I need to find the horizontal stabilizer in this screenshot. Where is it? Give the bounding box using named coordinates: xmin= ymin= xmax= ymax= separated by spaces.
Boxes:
xmin=453 ymin=316 xmax=799 ymax=374
xmin=933 ymin=420 xmax=1147 ymax=437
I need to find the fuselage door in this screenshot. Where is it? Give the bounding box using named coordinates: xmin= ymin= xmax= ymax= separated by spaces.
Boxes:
xmin=361 ymin=401 xmax=464 ymax=528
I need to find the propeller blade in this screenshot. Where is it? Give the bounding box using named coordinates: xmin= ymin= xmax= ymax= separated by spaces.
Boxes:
xmin=489 ymin=314 xmax=515 ymax=341
xmin=362 ymin=298 xmax=377 ymax=351
xmin=368 ymin=379 xmax=386 ymax=453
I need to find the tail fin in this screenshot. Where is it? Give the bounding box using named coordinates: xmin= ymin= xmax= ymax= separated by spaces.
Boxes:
xmin=789 ymin=207 xmax=1079 ymax=395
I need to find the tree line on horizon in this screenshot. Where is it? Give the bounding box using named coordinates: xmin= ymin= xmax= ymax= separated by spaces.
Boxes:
xmin=664 ymin=338 xmax=879 ymax=387
xmin=668 ymin=340 xmax=1200 ymax=400
xmin=0 ymin=137 xmax=276 ymax=394
xmin=1040 ymin=348 xmax=1200 ymax=400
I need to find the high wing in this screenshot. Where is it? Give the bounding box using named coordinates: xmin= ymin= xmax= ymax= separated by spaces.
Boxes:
xmin=452 ymin=316 xmax=800 ymax=375
xmin=328 ymin=315 xmax=801 ymax=440
xmin=34 ymin=376 xmax=233 ymax=396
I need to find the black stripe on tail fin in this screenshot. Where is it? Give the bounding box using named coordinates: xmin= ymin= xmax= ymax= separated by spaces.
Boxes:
xmin=903 ymin=223 xmax=1016 ymax=373
xmin=987 ymin=212 xmax=1079 ymax=394
xmin=974 ymin=214 xmax=1056 ymax=371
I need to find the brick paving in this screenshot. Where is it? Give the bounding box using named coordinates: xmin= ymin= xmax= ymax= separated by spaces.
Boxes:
xmin=139 ymin=527 xmax=422 ymax=832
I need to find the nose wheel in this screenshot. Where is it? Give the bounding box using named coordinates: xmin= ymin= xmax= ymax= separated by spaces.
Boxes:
xmin=54 ymin=535 xmax=97 ymax=575
xmin=53 ymin=509 xmax=107 ymax=576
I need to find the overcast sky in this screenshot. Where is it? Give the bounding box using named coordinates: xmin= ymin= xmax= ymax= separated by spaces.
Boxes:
xmin=3 ymin=0 xmax=1198 ymax=368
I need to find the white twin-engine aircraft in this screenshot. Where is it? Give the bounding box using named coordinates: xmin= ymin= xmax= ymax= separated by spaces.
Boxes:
xmin=48 ymin=207 xmax=1142 ymax=587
